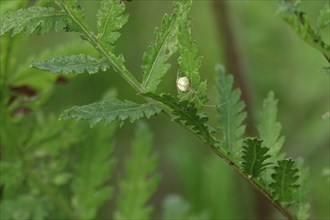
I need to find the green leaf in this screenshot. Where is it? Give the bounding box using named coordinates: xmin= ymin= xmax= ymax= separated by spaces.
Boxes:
xmin=31 ymin=54 xmax=110 ymax=74
xmin=113 ymin=122 xmax=160 ymax=220
xmin=269 ymin=159 xmax=300 ymax=203
xmin=216 ymin=65 xmax=246 ymax=157
xmin=141 ymin=0 xmax=191 ymax=93
xmin=241 ymin=138 xmax=271 ymax=178
xmin=258 ymin=91 xmax=285 ymax=159
xmin=0 ymin=6 xmax=68 ymax=36
xmin=317 ymin=2 xmax=330 ymax=32
xmin=97 ymin=0 xmax=129 ymax=52
xmin=177 ymin=19 xmax=207 ymax=108
xmin=258 ymin=92 xmax=285 ymax=185
xmin=71 ymin=123 xmax=116 ymax=219
xmin=145 ymin=93 xmax=218 ymax=146
xmin=60 ymin=98 xmax=162 ymax=127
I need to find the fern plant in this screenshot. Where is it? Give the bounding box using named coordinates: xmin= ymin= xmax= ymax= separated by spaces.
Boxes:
xmin=278 ymin=0 xmax=330 ymax=63
xmin=0 ymin=0 xmax=314 ymax=219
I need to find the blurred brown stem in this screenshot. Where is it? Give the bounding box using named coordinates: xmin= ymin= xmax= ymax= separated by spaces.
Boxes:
xmin=213 ymin=1 xmax=272 ymax=220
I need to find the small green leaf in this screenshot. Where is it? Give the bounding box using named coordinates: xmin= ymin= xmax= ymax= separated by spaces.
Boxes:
xmin=60 ymin=98 xmax=162 ymax=127
xmin=141 ymin=0 xmax=191 ymax=92
xmin=0 ymin=6 xmax=67 ymax=36
xmin=114 ymin=122 xmax=160 ymax=220
xmin=97 ymin=0 xmax=129 ymax=52
xmin=270 ymin=159 xmax=300 ymax=203
xmin=241 ymin=138 xmax=271 ymax=178
xmin=258 ymin=91 xmax=285 ymax=159
xmin=216 ymin=65 xmax=246 ymax=157
xmin=177 ymin=19 xmax=207 ymax=108
xmin=258 ymin=92 xmax=285 ymax=185
xmin=31 ymin=54 xmax=110 ymax=74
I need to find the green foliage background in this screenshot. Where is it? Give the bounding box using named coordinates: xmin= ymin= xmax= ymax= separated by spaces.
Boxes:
xmin=0 ymin=0 xmax=329 ymax=219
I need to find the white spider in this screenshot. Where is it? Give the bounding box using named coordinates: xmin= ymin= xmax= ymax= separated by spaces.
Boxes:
xmin=176 ymin=72 xmax=227 ymax=108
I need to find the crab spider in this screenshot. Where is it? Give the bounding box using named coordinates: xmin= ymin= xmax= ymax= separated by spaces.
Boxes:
xmin=176 ymin=72 xmax=228 ymax=108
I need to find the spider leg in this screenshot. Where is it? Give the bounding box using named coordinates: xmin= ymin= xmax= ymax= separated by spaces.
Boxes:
xmin=179 ymin=89 xmax=193 ymax=100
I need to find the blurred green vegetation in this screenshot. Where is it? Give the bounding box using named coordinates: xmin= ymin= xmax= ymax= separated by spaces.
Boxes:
xmin=1 ymin=0 xmax=329 ymax=219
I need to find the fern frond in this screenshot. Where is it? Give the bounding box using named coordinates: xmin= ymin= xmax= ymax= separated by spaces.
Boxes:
xmin=241 ymin=138 xmax=271 ymax=178
xmin=144 ymin=93 xmax=218 ymax=146
xmin=177 ymin=19 xmax=207 ymax=108
xmin=141 ymin=0 xmax=191 ymax=93
xmin=31 ymin=54 xmax=109 ymax=74
xmin=71 ymin=123 xmax=116 ymax=219
xmin=60 ymin=98 xmax=162 ymax=127
xmin=216 ymin=65 xmax=246 ymax=156
xmin=258 ymin=91 xmax=285 ymax=159
xmin=270 ymin=159 xmax=299 ymax=204
xmin=0 ymin=6 xmax=67 ymax=36
xmin=278 ymin=1 xmax=330 ymax=57
xmin=97 ymin=0 xmax=128 ymax=52
xmin=114 ymin=122 xmax=160 ymax=220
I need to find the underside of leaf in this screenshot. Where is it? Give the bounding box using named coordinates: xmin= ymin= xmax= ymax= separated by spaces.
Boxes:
xmin=31 ymin=54 xmax=110 ymax=74
xmin=60 ymin=98 xmax=162 ymax=127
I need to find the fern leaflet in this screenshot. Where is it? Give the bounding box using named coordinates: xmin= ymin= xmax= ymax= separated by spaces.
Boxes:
xmin=270 ymin=159 xmax=300 ymax=203
xmin=114 ymin=122 xmax=160 ymax=220
xmin=60 ymin=98 xmax=162 ymax=127
xmin=97 ymin=0 xmax=128 ymax=53
xmin=216 ymin=65 xmax=246 ymax=157
xmin=31 ymin=54 xmax=110 ymax=74
xmin=71 ymin=124 xmax=116 ymax=219
xmin=258 ymin=91 xmax=285 ymax=159
xmin=177 ymin=20 xmax=207 ymax=108
xmin=241 ymin=138 xmax=271 ymax=178
xmin=141 ymin=0 xmax=191 ymax=93
xmin=0 ymin=6 xmax=68 ymax=36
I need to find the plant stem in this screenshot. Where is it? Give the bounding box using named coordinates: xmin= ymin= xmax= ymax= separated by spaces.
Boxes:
xmin=61 ymin=2 xmax=296 ymax=219
xmin=284 ymin=0 xmax=330 ymax=63
xmin=202 ymin=140 xmax=295 ymax=220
